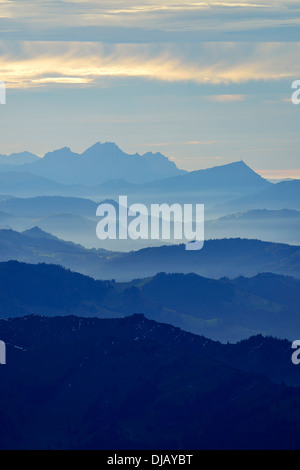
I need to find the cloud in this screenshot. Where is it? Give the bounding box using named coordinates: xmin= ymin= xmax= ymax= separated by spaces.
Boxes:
xmin=1 ymin=41 xmax=300 ymax=89
xmin=0 ymin=1 xmax=300 ymax=41
xmin=207 ymin=94 xmax=245 ymax=102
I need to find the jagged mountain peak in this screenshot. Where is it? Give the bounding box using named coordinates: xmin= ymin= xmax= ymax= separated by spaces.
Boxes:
xmin=82 ymin=141 xmax=122 ymax=155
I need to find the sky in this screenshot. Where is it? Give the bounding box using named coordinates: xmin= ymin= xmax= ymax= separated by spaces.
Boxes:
xmin=0 ymin=1 xmax=300 ymax=177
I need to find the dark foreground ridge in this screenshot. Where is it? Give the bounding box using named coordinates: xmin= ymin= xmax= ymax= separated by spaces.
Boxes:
xmin=1 ymin=314 xmax=300 ymax=450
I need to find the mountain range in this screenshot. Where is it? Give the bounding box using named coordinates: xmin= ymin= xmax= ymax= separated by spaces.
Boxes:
xmin=1 ymin=229 xmax=300 ymax=283
xmin=0 ymin=147 xmax=299 ymax=251
xmin=206 ymin=209 xmax=300 ymax=245
xmin=0 ymin=140 xmax=300 ymax=450
xmin=0 ymin=143 xmax=298 ymax=216
xmin=99 ymin=238 xmax=300 ymax=281
xmin=137 ymin=160 xmax=271 ymax=197
xmin=1 ymin=259 xmax=300 ymax=342
xmin=0 ymin=151 xmax=40 ymax=166
xmin=0 ymin=314 xmax=300 ymax=449
xmin=213 ymin=179 xmax=300 ymax=216
xmin=1 ymin=145 xmax=299 ymax=250
xmin=0 ymin=142 xmax=185 ymax=185
xmin=0 ymin=143 xmax=273 ymax=205
xmin=1 ymin=183 xmax=300 ymax=250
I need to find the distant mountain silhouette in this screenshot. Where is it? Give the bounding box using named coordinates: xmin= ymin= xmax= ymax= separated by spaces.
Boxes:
xmin=213 ymin=179 xmax=300 ymax=216
xmin=0 ymin=196 xmax=98 ymax=217
xmin=2 ymin=142 xmax=185 ymax=185
xmin=0 ymin=153 xmax=279 ymax=219
xmin=0 ymin=197 xmax=126 ymax=249
xmin=102 ymin=238 xmax=300 ymax=281
xmin=5 ymin=190 xmax=300 ymax=250
xmin=0 ymin=171 xmax=136 ymax=199
xmin=0 ymin=229 xmax=300 ymax=283
xmin=0 ymin=151 xmax=39 ymax=166
xmin=0 ymin=260 xmax=300 ymax=341
xmin=112 ymin=160 xmax=272 ymax=212
xmin=140 ymin=161 xmax=270 ymax=196
xmin=0 ymin=229 xmax=112 ymax=279
xmin=206 ymin=209 xmax=300 ymax=245
xmin=0 ymin=172 xmax=71 ymax=197
xmin=1 ymin=314 xmax=300 ymax=449
xmin=0 ymin=145 xmax=273 ymax=204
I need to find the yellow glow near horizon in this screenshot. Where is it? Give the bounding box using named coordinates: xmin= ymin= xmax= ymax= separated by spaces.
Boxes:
xmin=257 ymin=169 xmax=300 ymax=180
xmin=0 ymin=41 xmax=300 ymax=89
